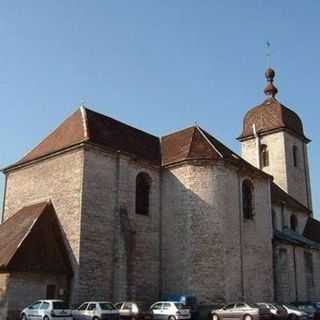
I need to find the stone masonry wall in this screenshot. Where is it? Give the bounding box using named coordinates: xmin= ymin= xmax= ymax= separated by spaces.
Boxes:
xmin=161 ymin=162 xmax=225 ymax=302
xmin=3 ymin=149 xmax=84 ymax=304
xmin=161 ymin=161 xmax=274 ymax=303
xmin=274 ymin=243 xmax=320 ymax=303
xmin=7 ymin=272 xmax=68 ymax=320
xmin=240 ymin=131 xmax=312 ymax=209
xmin=80 ymin=147 xmax=160 ymax=304
xmin=240 ymin=175 xmax=274 ymax=302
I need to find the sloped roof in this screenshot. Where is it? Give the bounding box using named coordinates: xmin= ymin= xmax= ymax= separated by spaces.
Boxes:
xmin=274 ymin=229 xmax=320 ymax=250
xmin=0 ymin=201 xmax=72 ymax=274
xmin=271 ymin=183 xmax=311 ymax=214
xmin=303 ymin=218 xmax=320 ymax=243
xmin=161 ymin=126 xmax=271 ymax=178
xmin=238 ymin=97 xmax=310 ymax=142
xmin=5 ymin=107 xmax=161 ymax=170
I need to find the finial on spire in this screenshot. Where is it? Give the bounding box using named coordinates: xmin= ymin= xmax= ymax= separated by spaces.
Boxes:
xmin=264 ymin=68 xmax=278 ymax=98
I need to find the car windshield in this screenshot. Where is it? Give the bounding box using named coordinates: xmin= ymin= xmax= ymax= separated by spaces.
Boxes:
xmin=174 ymin=303 xmax=186 ymax=310
xmin=100 ymin=303 xmax=116 ymax=310
xmin=297 ymin=305 xmax=316 ymax=312
xmin=286 ymin=305 xmax=301 ymax=311
xmin=53 ymin=302 xmax=69 ymax=310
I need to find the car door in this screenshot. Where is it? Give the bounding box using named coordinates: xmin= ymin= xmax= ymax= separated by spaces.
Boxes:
xmin=234 ymin=303 xmax=248 ymax=320
xmin=74 ymin=303 xmax=89 ymax=320
xmin=151 ymin=303 xmax=163 ymax=320
xmin=86 ymin=303 xmax=98 ymax=320
xmin=221 ymin=304 xmax=236 ymax=320
xmin=27 ymin=301 xmax=42 ymax=320
xmin=122 ymin=303 xmax=134 ymax=317
xmin=162 ymin=303 xmax=172 ymax=320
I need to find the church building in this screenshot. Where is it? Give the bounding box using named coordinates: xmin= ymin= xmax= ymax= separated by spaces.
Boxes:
xmin=0 ymin=69 xmax=319 ymax=319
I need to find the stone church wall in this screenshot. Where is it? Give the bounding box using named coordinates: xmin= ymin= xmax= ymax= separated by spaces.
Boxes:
xmin=161 ymin=161 xmax=274 ymax=303
xmin=240 ymin=176 xmax=274 ymax=302
xmin=274 ymin=243 xmax=320 ymax=303
xmin=7 ymin=272 xmax=68 ymax=320
xmin=3 ymin=149 xmax=84 ymax=304
xmin=80 ymin=146 xmax=161 ymax=304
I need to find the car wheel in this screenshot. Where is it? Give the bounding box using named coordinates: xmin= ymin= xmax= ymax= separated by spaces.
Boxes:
xmin=212 ymin=314 xmax=219 ymax=320
xmin=43 ymin=316 xmax=49 ymax=320
xmin=169 ymin=316 xmax=176 ymax=320
xmin=92 ymin=317 xmax=100 ymax=320
xmin=288 ymin=315 xmax=297 ymax=320
xmin=243 ymin=314 xmax=253 ymax=320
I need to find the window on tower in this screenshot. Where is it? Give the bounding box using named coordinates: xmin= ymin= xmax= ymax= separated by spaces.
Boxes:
xmin=135 ymin=172 xmax=151 ymax=215
xmin=293 ymin=145 xmax=298 ymax=167
xmin=242 ymin=179 xmax=254 ymax=220
xmin=290 ymin=214 xmax=298 ymax=232
xmin=260 ymin=144 xmax=269 ymax=167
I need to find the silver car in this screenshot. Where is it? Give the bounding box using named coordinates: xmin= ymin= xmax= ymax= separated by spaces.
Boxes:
xmin=72 ymin=301 xmax=120 ymax=320
xmin=21 ymin=300 xmax=72 ymax=320
xmin=150 ymin=301 xmax=191 ymax=320
xmin=115 ymin=302 xmax=152 ymax=320
xmin=211 ymin=303 xmax=272 ymax=320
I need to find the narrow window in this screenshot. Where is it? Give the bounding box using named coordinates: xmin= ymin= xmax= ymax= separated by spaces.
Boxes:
xmin=46 ymin=284 xmax=56 ymax=299
xmin=260 ymin=144 xmax=269 ymax=167
xmin=135 ymin=172 xmax=151 ymax=215
xmin=242 ymin=179 xmax=254 ymax=220
xmin=290 ymin=214 xmax=298 ymax=232
xmin=293 ymin=145 xmax=298 ymax=167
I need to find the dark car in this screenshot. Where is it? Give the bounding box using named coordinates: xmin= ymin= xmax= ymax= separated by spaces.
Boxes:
xmin=115 ymin=302 xmax=153 ymax=320
xmin=290 ymin=302 xmax=319 ymax=320
xmin=257 ymin=303 xmax=288 ymax=320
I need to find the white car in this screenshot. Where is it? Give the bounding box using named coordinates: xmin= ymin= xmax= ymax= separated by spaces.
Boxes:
xmin=20 ymin=300 xmax=72 ymax=320
xmin=150 ymin=301 xmax=191 ymax=320
xmin=72 ymin=301 xmax=120 ymax=320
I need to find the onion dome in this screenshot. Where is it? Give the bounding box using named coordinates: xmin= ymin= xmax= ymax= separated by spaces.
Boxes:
xmin=238 ymin=69 xmax=310 ymax=143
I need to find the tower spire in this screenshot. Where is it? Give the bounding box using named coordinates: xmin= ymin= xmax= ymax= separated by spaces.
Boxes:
xmin=264 ymin=68 xmax=278 ymax=98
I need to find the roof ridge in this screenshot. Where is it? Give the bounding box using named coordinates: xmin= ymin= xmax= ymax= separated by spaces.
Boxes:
xmin=196 ymin=126 xmax=224 ymax=158
xmin=84 ymin=107 xmax=160 ymax=140
xmin=80 ymin=106 xmax=90 ymax=141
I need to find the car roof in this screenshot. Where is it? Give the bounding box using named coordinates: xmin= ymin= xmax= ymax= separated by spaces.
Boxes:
xmin=82 ymin=301 xmax=113 ymax=304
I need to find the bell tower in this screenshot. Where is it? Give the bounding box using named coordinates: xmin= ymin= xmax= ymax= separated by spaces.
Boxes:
xmin=238 ymin=69 xmax=312 ymax=210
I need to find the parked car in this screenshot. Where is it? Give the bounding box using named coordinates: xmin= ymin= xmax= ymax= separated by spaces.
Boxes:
xmin=290 ymin=302 xmax=319 ymax=320
xmin=211 ymin=302 xmax=272 ymax=320
xmin=20 ymin=300 xmax=72 ymax=320
xmin=256 ymin=303 xmax=287 ymax=320
xmin=197 ymin=304 xmax=225 ymax=320
xmin=161 ymin=295 xmax=198 ymax=320
xmin=115 ymin=302 xmax=153 ymax=320
xmin=281 ymin=304 xmax=308 ymax=320
xmin=72 ymin=301 xmax=120 ymax=320
xmin=150 ymin=301 xmax=191 ymax=320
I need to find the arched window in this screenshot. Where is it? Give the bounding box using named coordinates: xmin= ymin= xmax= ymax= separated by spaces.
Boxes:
xmin=135 ymin=172 xmax=151 ymax=215
xmin=290 ymin=214 xmax=298 ymax=232
xmin=242 ymin=179 xmax=254 ymax=220
xmin=293 ymin=145 xmax=298 ymax=167
xmin=260 ymin=144 xmax=269 ymax=167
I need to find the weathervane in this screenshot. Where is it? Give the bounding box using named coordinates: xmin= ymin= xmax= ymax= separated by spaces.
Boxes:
xmin=266 ymin=41 xmax=272 ymax=68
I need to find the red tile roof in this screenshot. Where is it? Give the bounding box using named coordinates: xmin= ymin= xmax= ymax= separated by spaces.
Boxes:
xmin=2 ymin=107 xmax=270 ymax=179
xmin=0 ymin=201 xmax=72 ymax=274
xmin=162 ymin=126 xmax=271 ymax=178
xmin=5 ymin=107 xmax=161 ymax=170
xmin=271 ymin=183 xmax=311 ymax=214
xmin=238 ymin=97 xmax=310 ymax=142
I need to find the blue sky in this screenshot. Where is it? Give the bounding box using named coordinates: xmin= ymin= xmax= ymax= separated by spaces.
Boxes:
xmin=0 ymin=1 xmax=319 ymax=217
